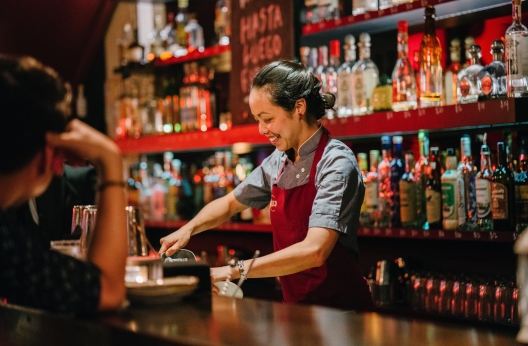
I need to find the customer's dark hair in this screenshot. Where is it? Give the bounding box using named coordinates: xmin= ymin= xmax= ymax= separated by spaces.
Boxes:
xmin=0 ymin=55 xmax=70 ymax=174
xmin=251 ymin=60 xmax=335 ymax=123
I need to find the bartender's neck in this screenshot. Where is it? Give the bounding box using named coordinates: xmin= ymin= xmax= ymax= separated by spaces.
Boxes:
xmin=0 ymin=158 xmax=43 ymax=211
xmin=290 ymin=124 xmax=321 ymax=163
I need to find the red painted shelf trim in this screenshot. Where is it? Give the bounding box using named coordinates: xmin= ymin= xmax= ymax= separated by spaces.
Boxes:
xmin=302 ymin=0 xmax=454 ymax=35
xmin=152 ymin=45 xmax=230 ymax=66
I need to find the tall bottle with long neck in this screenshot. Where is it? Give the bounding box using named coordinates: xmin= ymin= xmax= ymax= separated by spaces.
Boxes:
xmin=378 ymin=136 xmax=392 ymax=228
xmin=444 ymin=38 xmax=462 ymax=106
xmin=442 ymin=148 xmax=461 ymax=230
xmin=476 ymin=134 xmax=493 ymax=231
xmin=390 ymin=136 xmax=405 ymax=228
xmin=392 ymin=20 xmax=417 ymax=112
xmin=400 ymin=152 xmax=416 ymax=228
xmin=365 ymin=150 xmax=380 ymax=227
xmin=492 ymin=142 xmax=516 ymax=231
xmin=506 ymin=0 xmax=528 ymax=98
xmin=352 ymin=33 xmax=379 ymax=115
xmin=458 ymin=135 xmax=478 ymax=230
xmin=414 ymin=131 xmax=429 ymax=229
xmin=426 ymin=147 xmax=442 ymax=229
xmin=419 ymin=5 xmax=443 ymax=108
xmin=325 ymin=40 xmax=340 ymax=119
xmin=315 ymin=45 xmax=329 ymax=88
xmin=337 ymin=35 xmax=356 ymax=118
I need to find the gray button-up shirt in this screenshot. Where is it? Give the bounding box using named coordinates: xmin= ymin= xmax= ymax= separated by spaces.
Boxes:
xmin=234 ymin=127 xmax=365 ymax=259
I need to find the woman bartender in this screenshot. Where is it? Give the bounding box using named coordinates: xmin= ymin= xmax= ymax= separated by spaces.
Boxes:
xmin=159 ymin=60 xmax=374 ymax=311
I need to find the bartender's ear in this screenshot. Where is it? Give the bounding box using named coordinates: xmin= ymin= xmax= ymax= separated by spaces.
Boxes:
xmin=41 ymin=142 xmax=64 ymax=176
xmin=295 ymin=98 xmax=307 ymax=117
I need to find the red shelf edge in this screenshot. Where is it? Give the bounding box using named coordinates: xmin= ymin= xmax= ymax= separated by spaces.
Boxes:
xmin=152 ymin=45 xmax=230 ymax=66
xmin=302 ymin=0 xmax=455 ymax=35
xmin=145 ymin=220 xmax=273 ymax=233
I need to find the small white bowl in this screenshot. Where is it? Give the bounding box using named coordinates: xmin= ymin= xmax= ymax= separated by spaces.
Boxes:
xmin=214 ymin=281 xmax=243 ymax=298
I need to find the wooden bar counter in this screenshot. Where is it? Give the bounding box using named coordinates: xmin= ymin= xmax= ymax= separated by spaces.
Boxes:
xmin=0 ymin=295 xmax=522 ymax=346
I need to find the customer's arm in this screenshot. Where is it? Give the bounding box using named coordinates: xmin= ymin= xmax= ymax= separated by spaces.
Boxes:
xmin=47 ymin=119 xmax=127 ymax=310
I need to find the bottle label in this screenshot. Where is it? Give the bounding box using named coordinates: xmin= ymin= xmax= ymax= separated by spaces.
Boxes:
xmin=337 ymin=71 xmax=352 ymax=109
xmin=444 ymin=71 xmax=455 ymax=105
xmin=456 ymin=176 xmax=466 ymax=226
xmin=467 ymin=174 xmax=477 ymax=222
xmin=476 ymin=178 xmax=491 ymax=218
xmin=459 ymin=77 xmax=471 ymax=97
xmin=353 ymin=69 xmax=364 ymax=109
xmin=442 ymin=181 xmax=456 ymax=219
xmin=365 ymin=181 xmax=379 ymax=212
xmin=491 ymin=182 xmax=508 ymax=220
xmin=426 ymin=189 xmax=441 ymax=224
xmin=516 ymin=185 xmax=528 ymax=221
xmin=506 ymin=34 xmax=528 ymax=81
xmin=480 ymin=73 xmax=493 ymax=95
xmin=400 ymin=180 xmax=416 ymax=223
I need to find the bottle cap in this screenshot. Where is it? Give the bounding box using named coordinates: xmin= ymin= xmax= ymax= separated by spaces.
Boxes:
xmin=447 ymin=148 xmax=455 ymax=157
xmin=330 ymin=40 xmax=340 ymax=57
xmin=344 ymin=35 xmax=355 ymax=46
xmin=381 ymin=135 xmax=391 ymax=145
xmin=393 ymin=136 xmax=403 ymax=144
xmin=398 ymin=21 xmax=408 ymax=33
xmin=359 ymin=33 xmax=371 ymax=45
xmin=430 ymin=146 xmax=439 ymax=155
xmin=491 ymin=40 xmax=504 ymax=54
xmin=424 ymin=5 xmax=436 ymax=17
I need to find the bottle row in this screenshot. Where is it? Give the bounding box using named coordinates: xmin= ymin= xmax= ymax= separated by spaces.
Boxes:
xmin=368 ymin=257 xmax=519 ymax=324
xmin=114 ymin=61 xmax=231 ymax=139
xmin=125 ymin=150 xmax=260 ymax=223
xmin=118 ymin=0 xmax=231 ymax=66
xmin=358 ymin=131 xmax=526 ymax=233
xmin=303 ymin=3 xmax=526 ymax=117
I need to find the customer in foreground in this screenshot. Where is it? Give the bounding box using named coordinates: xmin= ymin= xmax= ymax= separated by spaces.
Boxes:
xmin=0 ymin=55 xmax=127 ymax=315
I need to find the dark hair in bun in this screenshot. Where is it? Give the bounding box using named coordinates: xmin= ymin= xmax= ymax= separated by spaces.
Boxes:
xmin=251 ymin=60 xmax=335 ymax=123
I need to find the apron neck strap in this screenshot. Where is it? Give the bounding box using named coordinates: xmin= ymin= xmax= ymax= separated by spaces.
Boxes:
xmin=309 ymin=128 xmax=330 ymax=184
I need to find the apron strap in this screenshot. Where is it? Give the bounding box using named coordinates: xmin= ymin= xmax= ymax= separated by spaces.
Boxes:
xmin=308 ymin=128 xmax=330 ymax=184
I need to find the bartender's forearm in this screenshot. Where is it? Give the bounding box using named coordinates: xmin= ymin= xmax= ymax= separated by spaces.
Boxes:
xmin=231 ymin=227 xmax=340 ymax=279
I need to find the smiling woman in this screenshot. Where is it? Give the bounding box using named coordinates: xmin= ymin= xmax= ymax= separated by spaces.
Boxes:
xmin=159 ymin=60 xmax=372 ymax=311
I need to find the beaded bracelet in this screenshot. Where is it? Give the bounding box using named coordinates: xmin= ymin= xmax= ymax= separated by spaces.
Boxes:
xmin=97 ymin=180 xmax=127 ymax=191
xmin=237 ymin=260 xmax=246 ymax=281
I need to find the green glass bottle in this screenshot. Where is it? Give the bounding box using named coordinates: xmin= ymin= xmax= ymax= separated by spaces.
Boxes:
xmin=491 ymin=142 xmax=516 ymax=231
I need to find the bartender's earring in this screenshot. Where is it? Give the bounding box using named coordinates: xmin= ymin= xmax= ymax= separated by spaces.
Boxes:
xmin=299 ymin=113 xmax=303 ymax=117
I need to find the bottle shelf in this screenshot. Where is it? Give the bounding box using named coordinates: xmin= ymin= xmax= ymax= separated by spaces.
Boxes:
xmin=152 ymin=44 xmax=230 ymax=67
xmin=116 ymin=98 xmax=528 ymax=154
xmin=145 ymin=220 xmax=518 ymax=242
xmin=301 ymin=0 xmax=509 ymax=38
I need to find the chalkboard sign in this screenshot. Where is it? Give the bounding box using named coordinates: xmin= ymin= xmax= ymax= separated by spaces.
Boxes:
xmin=230 ymin=0 xmax=295 ymax=126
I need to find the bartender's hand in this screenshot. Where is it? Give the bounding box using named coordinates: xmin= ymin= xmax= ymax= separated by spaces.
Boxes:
xmin=159 ymin=225 xmax=192 ymax=257
xmin=210 ymin=265 xmax=238 ymax=283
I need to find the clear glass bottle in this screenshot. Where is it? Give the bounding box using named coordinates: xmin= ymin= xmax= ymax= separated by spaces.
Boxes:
xmin=300 ymin=46 xmax=311 ymax=68
xmin=414 ymin=130 xmax=429 ymax=230
xmin=444 ymin=38 xmax=462 ymax=106
xmin=378 ymin=136 xmax=392 ymax=228
xmin=308 ymin=47 xmax=318 ymax=74
xmin=147 ymin=14 xmax=165 ymax=59
xmin=400 ymin=152 xmax=417 ymax=228
xmin=462 ymin=36 xmax=476 ymax=68
xmin=175 ymin=0 xmax=189 ymax=56
xmin=337 ymin=35 xmax=356 ymax=118
xmin=515 ymin=136 xmax=528 ymax=233
xmin=161 ymin=12 xmax=177 ymax=54
xmin=352 ymin=33 xmax=379 ymax=115
xmin=314 ymin=45 xmax=329 ymax=88
xmin=304 ymin=0 xmax=319 ymax=24
xmin=457 ymin=45 xmax=483 ymax=104
xmin=476 ymin=134 xmax=493 ymax=231
xmin=478 ymin=40 xmax=507 ymax=100
xmin=185 ymin=14 xmax=204 ymax=52
xmin=458 ymin=135 xmax=478 ymax=230
xmin=441 ymin=148 xmax=461 ymax=230
xmin=392 ymin=20 xmax=417 ymax=112
xmin=390 ymin=136 xmax=405 ymax=228
xmin=352 ymin=0 xmax=377 ymax=15
xmin=365 ymin=150 xmax=380 ymax=227
xmin=418 ymin=5 xmax=442 ymax=108
xmin=426 ymin=147 xmax=442 ymax=229
xmin=491 ymin=142 xmax=516 ymax=231
xmin=325 ymin=40 xmax=341 ymax=119
xmin=215 ymin=0 xmax=231 ymax=45
xmin=506 ymin=0 xmax=528 ymax=98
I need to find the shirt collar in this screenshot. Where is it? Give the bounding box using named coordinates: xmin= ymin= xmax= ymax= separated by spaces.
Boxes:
xmin=285 ymin=126 xmax=323 ymax=161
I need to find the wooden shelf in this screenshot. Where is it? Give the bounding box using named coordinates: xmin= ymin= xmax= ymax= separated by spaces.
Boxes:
xmin=152 ymin=45 xmax=230 ymax=67
xmin=116 ymin=99 xmax=526 ymax=154
xmin=301 ymin=0 xmax=509 ymax=37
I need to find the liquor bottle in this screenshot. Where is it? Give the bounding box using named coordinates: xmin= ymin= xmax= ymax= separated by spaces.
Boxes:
xmin=214 ymin=0 xmax=231 ymax=45
xmin=163 ymin=152 xmax=180 ymax=220
xmin=441 ymin=148 xmax=462 ymax=230
xmin=308 ymin=47 xmax=318 ymax=74
xmin=337 ymin=35 xmax=356 ymax=118
xmin=150 ymin=163 xmax=167 ymax=221
xmin=365 ymin=150 xmax=380 ymax=227
xmin=371 ymin=74 xmax=392 ymax=112
xmin=319 ymin=0 xmax=339 ymax=22
xmin=444 ymin=38 xmax=462 ymax=106
xmin=378 ymin=0 xmax=393 ymax=11
xmin=458 ymin=135 xmax=478 ymax=230
xmin=476 ymin=134 xmax=493 ymax=231
xmin=304 ymin=0 xmax=319 ymax=24
xmin=491 ymin=142 xmax=516 ymax=231
xmin=314 ymin=45 xmax=329 ymax=88
xmin=418 ymin=5 xmax=442 ymax=108
xmin=392 ymin=21 xmax=417 ymax=112
xmin=400 ymin=152 xmax=417 ymax=228
xmin=175 ymin=0 xmax=189 ymax=56
xmin=325 ymin=40 xmax=341 ymax=119
xmin=457 ymin=45 xmax=483 ymax=104
xmin=352 ymin=0 xmax=377 ymax=15
xmin=185 ymin=14 xmax=204 ymax=53
xmin=127 ymin=26 xmax=145 ymax=64
xmin=161 ymin=12 xmax=177 ymax=55
xmin=414 ymin=130 xmax=429 ymax=229
xmin=147 ymin=14 xmax=164 ymax=59
xmin=390 ymin=136 xmax=405 ymax=228
xmin=118 ymin=23 xmax=133 ymax=66
xmin=426 ymin=147 xmax=442 ymax=229
xmin=378 ymin=136 xmax=392 ymax=228
xmin=351 ymin=33 xmax=379 ymax=115
xmin=300 ymin=46 xmax=311 ymax=68
xmin=478 ymin=40 xmax=507 ymax=100
xmin=358 ymin=152 xmax=370 ymax=227
xmin=506 ymin=0 xmax=528 ymax=98
xmin=76 ymin=84 xmax=87 ymax=119
xmin=515 ymin=136 xmax=528 ymax=233
xmin=462 ymin=36 xmax=475 ymax=68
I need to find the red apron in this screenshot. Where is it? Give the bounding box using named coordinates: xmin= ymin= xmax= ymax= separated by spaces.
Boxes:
xmin=270 ymin=129 xmax=374 ymax=311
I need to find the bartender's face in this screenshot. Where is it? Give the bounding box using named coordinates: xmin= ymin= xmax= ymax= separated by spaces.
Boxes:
xmin=249 ymin=88 xmax=302 ymax=153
